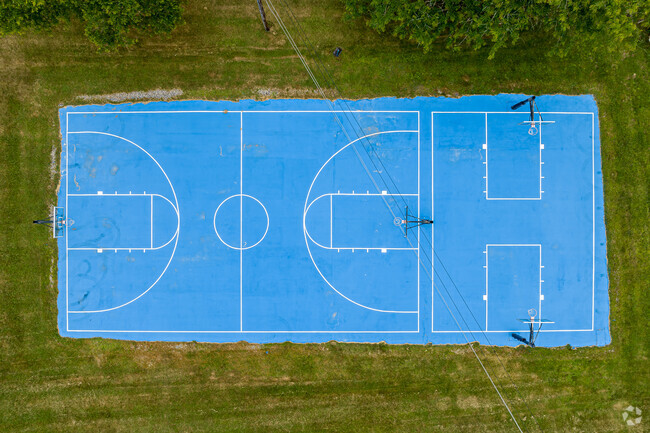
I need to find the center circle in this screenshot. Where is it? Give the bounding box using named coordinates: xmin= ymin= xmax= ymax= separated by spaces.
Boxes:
xmin=213 ymin=194 xmax=269 ymax=250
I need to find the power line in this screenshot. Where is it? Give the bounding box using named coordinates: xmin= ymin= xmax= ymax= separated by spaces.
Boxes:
xmin=263 ymin=1 xmax=545 ymax=431
xmin=268 ymin=7 xmax=545 ymax=430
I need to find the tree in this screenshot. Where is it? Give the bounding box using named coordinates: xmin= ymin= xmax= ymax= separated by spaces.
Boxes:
xmin=343 ymin=0 xmax=650 ymax=58
xmin=0 ymin=0 xmax=183 ymax=50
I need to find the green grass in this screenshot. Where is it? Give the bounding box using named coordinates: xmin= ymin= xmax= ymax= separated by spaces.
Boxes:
xmin=0 ymin=0 xmax=648 ymax=431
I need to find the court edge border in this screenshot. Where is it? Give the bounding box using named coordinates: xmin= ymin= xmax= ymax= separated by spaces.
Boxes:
xmin=430 ymin=111 xmax=597 ymax=334
xmin=62 ymin=110 xmax=422 ymax=334
xmin=61 ymin=110 xmax=600 ymax=336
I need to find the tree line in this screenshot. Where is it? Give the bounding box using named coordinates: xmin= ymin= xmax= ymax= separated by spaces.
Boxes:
xmin=343 ymin=0 xmax=649 ymax=58
xmin=0 ymin=0 xmax=182 ymax=49
xmin=1 ymin=1 xmax=648 ymax=56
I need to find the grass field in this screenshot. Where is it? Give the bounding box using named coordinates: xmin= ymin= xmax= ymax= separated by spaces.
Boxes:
xmin=0 ymin=0 xmax=648 ymax=431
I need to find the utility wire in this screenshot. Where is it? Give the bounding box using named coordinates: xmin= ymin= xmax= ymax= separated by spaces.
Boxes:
xmin=270 ymin=7 xmax=549 ymax=429
xmin=264 ymin=1 xmax=546 ymax=431
xmin=264 ymin=0 xmax=515 ymax=412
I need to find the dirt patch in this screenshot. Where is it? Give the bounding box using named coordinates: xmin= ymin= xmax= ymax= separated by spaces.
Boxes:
xmin=457 ymin=395 xmax=481 ymax=409
xmin=77 ymin=88 xmax=183 ymax=103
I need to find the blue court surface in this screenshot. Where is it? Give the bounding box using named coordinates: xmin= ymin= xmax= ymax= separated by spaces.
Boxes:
xmin=56 ymin=95 xmax=610 ymax=346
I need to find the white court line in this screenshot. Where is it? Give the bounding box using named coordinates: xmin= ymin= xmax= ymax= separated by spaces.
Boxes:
xmin=213 ymin=194 xmax=269 ymax=251
xmin=483 ymin=112 xmax=543 ymax=201
xmin=431 ymin=112 xmax=434 ymax=332
xmin=430 ymin=111 xmax=594 ymax=115
xmin=516 ymin=114 xmax=540 ymax=199
xmin=485 ymin=197 xmax=543 ymax=201
xmin=304 ymin=192 xmax=418 ymax=251
xmin=65 ymin=112 xmax=69 ymax=331
xmin=68 ymin=110 xmax=422 ymax=114
xmin=484 ymin=244 xmax=542 ymax=332
xmin=66 ymin=193 xmax=178 ymax=251
xmin=539 ymin=246 xmax=543 ymax=320
xmin=417 ymin=111 xmax=421 ymax=333
xmin=313 ymin=192 xmax=418 ymax=197
xmin=431 ymin=111 xmax=596 ymax=333
xmin=240 ymin=112 xmax=243 ymax=333
xmin=431 ymin=111 xmax=597 ymax=333
xmin=486 ymin=244 xmax=542 ymax=247
xmin=302 ymin=129 xmax=420 ymax=315
xmin=66 ymin=111 xmax=421 ymax=334
xmin=316 ymin=247 xmax=415 ymax=251
xmin=150 ymin=194 xmax=153 ymax=249
xmin=432 ymin=329 xmax=593 ymax=333
xmin=66 ymin=131 xmax=180 ymax=314
xmin=591 ymin=113 xmax=596 ymax=331
xmin=484 ymin=113 xmax=489 ymax=200
xmin=69 ymin=247 xmax=174 ymax=251
xmin=66 ymin=329 xmax=421 ymax=333
xmin=485 ymin=244 xmax=488 ymax=330
xmin=329 ymin=194 xmax=333 ymax=248
xmin=64 ymin=109 xmax=599 ymax=337
xmin=69 ymin=193 xmax=173 ymax=197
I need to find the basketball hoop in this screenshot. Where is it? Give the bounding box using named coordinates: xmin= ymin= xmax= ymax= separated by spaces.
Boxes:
xmin=513 ymin=308 xmax=554 ymax=347
xmin=402 ymin=205 xmax=433 ymax=238
xmin=511 ymin=96 xmax=555 ymax=136
xmin=48 ymin=206 xmax=67 ymax=238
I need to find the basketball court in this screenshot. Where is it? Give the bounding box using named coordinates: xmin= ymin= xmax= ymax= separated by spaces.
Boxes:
xmin=55 ymin=95 xmax=610 ymax=346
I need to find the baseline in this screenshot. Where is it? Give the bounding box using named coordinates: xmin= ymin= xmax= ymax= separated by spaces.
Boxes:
xmin=66 ymin=131 xmax=180 ymax=315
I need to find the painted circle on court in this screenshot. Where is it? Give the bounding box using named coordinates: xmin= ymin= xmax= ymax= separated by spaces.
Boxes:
xmin=213 ymin=194 xmax=269 ymax=250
